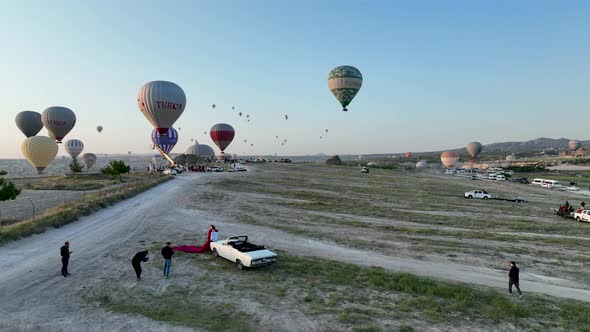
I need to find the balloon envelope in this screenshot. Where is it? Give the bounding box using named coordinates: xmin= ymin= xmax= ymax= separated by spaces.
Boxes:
xmin=440 ymin=151 xmax=459 ymax=168
xmin=15 ymin=111 xmax=43 ymax=138
xmin=416 ymin=160 xmax=427 ymax=169
xmin=405 ymin=152 xmax=412 ymax=159
xmin=185 ymin=144 xmax=215 ymax=157
xmin=568 ymin=140 xmax=581 ymax=151
xmin=21 ymin=136 xmax=58 ymax=173
xmin=210 ymin=123 xmax=235 ymax=152
xmin=328 ymin=65 xmax=363 ymax=111
xmin=466 ymin=142 xmax=483 ymax=159
xmin=41 ymin=106 xmax=76 ymax=143
xmin=151 ymin=127 xmax=178 ymax=155
xmin=137 ymin=81 xmax=186 ymax=135
xmin=81 ymin=153 xmax=97 ymax=169
xmin=65 ymin=139 xmax=84 ymax=159
xmin=96 ymin=126 xmax=103 ymax=133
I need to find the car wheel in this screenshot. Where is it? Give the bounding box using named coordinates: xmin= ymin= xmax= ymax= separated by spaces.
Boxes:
xmin=577 ymin=217 xmax=581 ymax=222
xmin=212 ymin=248 xmax=219 ymax=257
xmin=483 ymin=196 xmax=488 ymax=199
xmin=467 ymin=195 xmax=473 ymax=199
xmin=236 ymin=259 xmax=244 ymax=270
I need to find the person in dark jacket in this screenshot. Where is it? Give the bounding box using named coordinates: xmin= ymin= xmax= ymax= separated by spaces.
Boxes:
xmin=161 ymin=242 xmax=174 ymax=278
xmin=132 ymin=250 xmax=149 ymax=280
xmin=60 ymin=241 xmax=72 ymax=277
xmin=508 ymin=261 xmax=523 ymax=298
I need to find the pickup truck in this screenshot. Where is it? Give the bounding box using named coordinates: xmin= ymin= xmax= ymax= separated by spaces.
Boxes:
xmin=574 ymin=210 xmax=590 ymax=223
xmin=464 ymin=190 xmax=493 ymax=199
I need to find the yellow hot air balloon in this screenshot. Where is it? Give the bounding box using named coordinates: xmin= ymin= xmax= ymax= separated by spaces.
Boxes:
xmin=21 ymin=136 xmax=59 ymax=174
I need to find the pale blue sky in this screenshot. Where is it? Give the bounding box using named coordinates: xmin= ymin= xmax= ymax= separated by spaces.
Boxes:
xmin=1 ymin=0 xmax=589 ymax=158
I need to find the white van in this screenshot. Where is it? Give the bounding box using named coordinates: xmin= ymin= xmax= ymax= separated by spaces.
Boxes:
xmin=543 ymin=179 xmax=561 ymax=188
xmin=531 ymin=178 xmax=545 ymax=186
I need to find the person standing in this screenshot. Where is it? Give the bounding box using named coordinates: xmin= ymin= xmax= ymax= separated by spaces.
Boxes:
xmin=508 ymin=261 xmax=523 ymax=299
xmin=60 ymin=242 xmax=72 ymax=277
xmin=132 ymin=250 xmax=149 ymax=280
xmin=161 ymin=242 xmax=174 ymax=279
xmin=210 ymin=225 xmax=219 ymax=242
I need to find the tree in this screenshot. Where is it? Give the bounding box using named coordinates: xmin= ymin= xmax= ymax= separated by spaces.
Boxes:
xmin=0 ymin=176 xmax=21 ymax=201
xmin=69 ymin=159 xmax=83 ymax=173
xmin=101 ymin=160 xmax=131 ymax=179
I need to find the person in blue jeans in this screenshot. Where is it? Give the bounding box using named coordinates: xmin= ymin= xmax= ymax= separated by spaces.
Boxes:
xmin=161 ymin=242 xmax=174 ymax=278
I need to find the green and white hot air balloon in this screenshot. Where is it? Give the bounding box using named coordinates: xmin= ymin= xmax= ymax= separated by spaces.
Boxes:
xmin=328 ymin=65 xmax=363 ymax=112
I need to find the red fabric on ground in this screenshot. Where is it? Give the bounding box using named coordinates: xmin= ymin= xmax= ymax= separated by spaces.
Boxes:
xmin=173 ymin=240 xmax=211 ymax=253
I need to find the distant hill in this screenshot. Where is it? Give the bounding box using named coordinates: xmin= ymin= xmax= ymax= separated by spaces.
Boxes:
xmin=482 ymin=137 xmax=590 ymax=153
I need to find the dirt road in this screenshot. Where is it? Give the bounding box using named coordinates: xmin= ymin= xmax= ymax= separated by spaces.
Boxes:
xmin=1 ymin=172 xmax=589 ymax=331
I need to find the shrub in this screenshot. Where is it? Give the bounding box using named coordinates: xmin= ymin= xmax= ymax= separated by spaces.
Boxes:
xmin=0 ymin=177 xmax=21 ymax=201
xmin=101 ymin=160 xmax=131 ymax=179
xmin=69 ymin=158 xmax=83 ymax=173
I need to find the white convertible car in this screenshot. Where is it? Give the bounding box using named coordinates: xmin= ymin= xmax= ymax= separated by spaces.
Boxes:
xmin=210 ymin=236 xmax=277 ymax=270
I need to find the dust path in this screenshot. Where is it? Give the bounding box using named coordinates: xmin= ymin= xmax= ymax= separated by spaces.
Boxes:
xmin=1 ymin=171 xmax=589 ymax=331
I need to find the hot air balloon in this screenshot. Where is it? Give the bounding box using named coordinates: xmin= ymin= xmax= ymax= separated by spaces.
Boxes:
xmin=15 ymin=111 xmax=43 ymax=138
xmin=65 ymin=139 xmax=84 ymax=159
xmin=244 ymin=139 xmax=247 ymax=143
xmin=281 ymin=143 xmax=284 ymax=146
xmin=41 ymin=106 xmax=76 ymax=143
xmin=569 ymin=140 xmax=581 ymax=151
xmin=96 ymin=126 xmax=103 ymax=133
xmin=82 ymin=153 xmax=97 ymax=169
xmin=440 ymin=151 xmax=459 ymax=168
xmin=405 ymin=152 xmax=412 ymax=159
xmin=325 ymin=129 xmax=328 ymax=133
xmin=151 ymin=127 xmax=179 ymax=155
xmin=416 ymin=160 xmax=427 ymax=169
xmin=250 ymin=143 xmax=254 ymax=147
xmin=191 ymin=138 xmax=194 ymax=142
xmin=466 ymin=142 xmax=483 ymax=159
xmin=239 ymin=112 xmax=243 ymax=116
xmin=285 ymin=115 xmax=288 ymax=120
xmin=137 ymin=81 xmax=186 ymax=135
xmin=232 ymin=106 xmax=235 ymax=110
xmin=320 ymin=136 xmax=323 ymax=139
xmin=21 ymin=136 xmax=58 ymax=173
xmin=185 ymin=144 xmax=215 ymax=157
xmin=284 ymin=139 xmax=287 ymax=143
xmin=246 ymin=114 xmax=250 ymax=118
xmin=328 ymin=65 xmax=363 ymax=112
xmin=210 ymin=123 xmax=235 ymax=153
xmin=275 ymin=136 xmax=279 ymax=139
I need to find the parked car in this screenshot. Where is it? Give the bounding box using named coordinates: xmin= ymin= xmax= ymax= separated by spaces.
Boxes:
xmin=574 ymin=210 xmax=590 ymax=223
xmin=464 ymin=190 xmax=493 ymax=199
xmin=495 ymin=174 xmax=506 ymax=181
xmin=361 ymin=167 xmax=369 ymax=173
xmin=206 ymin=166 xmax=224 ymax=172
xmin=163 ymin=169 xmax=177 ymax=175
xmin=210 ymin=236 xmax=278 ymax=270
xmin=567 ymin=185 xmax=580 ymax=191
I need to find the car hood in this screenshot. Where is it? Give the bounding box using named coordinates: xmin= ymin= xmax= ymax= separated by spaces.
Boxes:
xmin=246 ymin=249 xmax=276 ymax=259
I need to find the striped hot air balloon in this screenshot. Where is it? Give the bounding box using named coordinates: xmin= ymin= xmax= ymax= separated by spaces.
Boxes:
xmin=41 ymin=106 xmax=76 ymax=143
xmin=210 ymin=123 xmax=235 ymax=153
xmin=328 ymin=65 xmax=363 ymax=112
xmin=416 ymin=160 xmax=427 ymax=169
xmin=405 ymin=152 xmax=412 ymax=159
xmin=151 ymin=127 xmax=178 ymax=155
xmin=440 ymin=151 xmax=459 ymax=168
xmin=15 ymin=111 xmax=43 ymax=138
xmin=21 ymin=136 xmax=59 ymax=173
xmin=137 ymin=81 xmax=186 ymax=135
xmin=65 ymin=139 xmax=84 ymax=159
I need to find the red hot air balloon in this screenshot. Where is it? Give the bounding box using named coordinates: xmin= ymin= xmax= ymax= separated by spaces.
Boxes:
xmin=405 ymin=152 xmax=412 ymax=159
xmin=210 ymin=123 xmax=235 ymax=153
